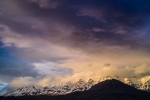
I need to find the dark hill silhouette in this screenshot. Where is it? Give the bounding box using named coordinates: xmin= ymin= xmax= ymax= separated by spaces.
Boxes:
xmin=89 ymin=79 xmax=143 ymax=93
xmin=65 ymin=79 xmax=149 ymax=100
xmin=1 ymin=79 xmax=150 ymax=100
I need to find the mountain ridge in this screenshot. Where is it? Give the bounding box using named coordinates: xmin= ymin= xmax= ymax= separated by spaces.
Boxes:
xmin=2 ymin=79 xmax=150 ymax=100
xmin=4 ymin=76 xmax=150 ymax=97
xmin=65 ymin=79 xmax=149 ymax=100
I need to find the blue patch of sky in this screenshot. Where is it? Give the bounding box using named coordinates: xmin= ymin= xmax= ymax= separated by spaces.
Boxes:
xmin=0 ymin=40 xmax=33 ymax=63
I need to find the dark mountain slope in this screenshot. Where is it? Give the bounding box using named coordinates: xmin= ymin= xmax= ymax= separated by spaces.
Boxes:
xmin=65 ymin=79 xmax=149 ymax=100
xmin=90 ymin=79 xmax=144 ymax=93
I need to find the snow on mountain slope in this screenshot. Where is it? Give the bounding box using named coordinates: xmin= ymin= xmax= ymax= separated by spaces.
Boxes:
xmin=4 ymin=86 xmax=40 ymax=96
xmin=124 ymin=78 xmax=134 ymax=86
xmin=137 ymin=76 xmax=150 ymax=91
xmin=4 ymin=75 xmax=150 ymax=96
xmin=4 ymin=79 xmax=96 ymax=96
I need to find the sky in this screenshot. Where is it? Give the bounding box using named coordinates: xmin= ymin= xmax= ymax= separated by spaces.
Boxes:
xmin=0 ymin=0 xmax=150 ymax=95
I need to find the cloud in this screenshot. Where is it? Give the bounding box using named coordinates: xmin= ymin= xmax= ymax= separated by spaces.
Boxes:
xmin=104 ymin=63 xmax=111 ymax=67
xmin=77 ymin=6 xmax=106 ymax=22
xmin=33 ymin=61 xmax=72 ymax=76
xmin=1 ymin=22 xmax=150 ymax=89
xmin=0 ymin=83 xmax=4 ymax=86
xmin=133 ymin=63 xmax=150 ymax=75
xmin=6 ymin=76 xmax=72 ymax=91
xmin=111 ymin=26 xmax=129 ymax=34
xmin=0 ymin=24 xmax=79 ymax=60
xmin=6 ymin=62 xmax=150 ymax=91
xmin=93 ymin=28 xmax=105 ymax=32
xmin=8 ymin=77 xmax=35 ymax=89
xmin=0 ymin=58 xmax=39 ymax=79
xmin=0 ymin=27 xmax=5 ymax=31
xmin=28 ymin=0 xmax=60 ymax=9
xmin=87 ymin=28 xmax=105 ymax=32
xmin=1 ymin=23 xmax=150 ymax=82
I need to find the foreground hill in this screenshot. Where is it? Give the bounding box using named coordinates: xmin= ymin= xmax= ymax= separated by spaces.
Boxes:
xmin=1 ymin=79 xmax=150 ymax=100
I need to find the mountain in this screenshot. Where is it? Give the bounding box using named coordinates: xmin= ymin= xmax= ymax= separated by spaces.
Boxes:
xmin=2 ymin=79 xmax=149 ymax=100
xmin=64 ymin=79 xmax=149 ymax=100
xmin=4 ymin=79 xmax=96 ymax=96
xmin=4 ymin=75 xmax=150 ymax=97
xmin=90 ymin=79 xmax=141 ymax=93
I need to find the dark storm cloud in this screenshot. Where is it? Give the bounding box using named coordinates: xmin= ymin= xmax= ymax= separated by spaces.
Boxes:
xmin=0 ymin=0 xmax=150 ymax=60
xmin=0 ymin=57 xmax=39 ymax=78
xmin=0 ymin=27 xmax=5 ymax=31
xmin=27 ymin=0 xmax=60 ymax=9
xmin=74 ymin=0 xmax=150 ymax=51
xmin=1 ymin=0 xmax=150 ymax=46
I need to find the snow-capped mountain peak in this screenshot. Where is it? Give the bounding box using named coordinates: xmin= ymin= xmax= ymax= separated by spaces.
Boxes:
xmin=5 ymin=79 xmax=95 ymax=96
